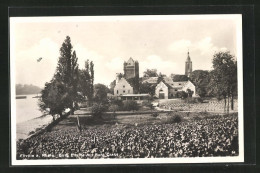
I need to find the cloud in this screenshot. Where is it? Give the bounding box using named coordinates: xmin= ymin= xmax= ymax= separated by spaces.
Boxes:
xmin=168 ymin=39 xmax=191 ymax=52
xmin=73 ymin=43 xmax=104 ymax=69
xmin=15 ymin=38 xmax=59 ymax=87
xmin=167 ymin=37 xmax=230 ymax=71
xmin=105 ymin=57 xmax=124 ymax=73
xmin=140 ymin=55 xmax=177 ymax=77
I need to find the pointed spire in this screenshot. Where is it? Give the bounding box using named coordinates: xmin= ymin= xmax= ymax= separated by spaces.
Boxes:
xmin=186 ymin=50 xmax=191 ymax=62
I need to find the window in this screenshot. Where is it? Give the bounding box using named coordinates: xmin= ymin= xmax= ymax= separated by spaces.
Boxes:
xmin=179 ymin=83 xmax=181 ymax=85
xmin=117 ymin=90 xmax=119 ymax=94
xmin=175 ymin=89 xmax=178 ymax=91
xmin=123 ymin=90 xmax=125 ymax=93
xmin=123 ymin=85 xmax=125 ymax=88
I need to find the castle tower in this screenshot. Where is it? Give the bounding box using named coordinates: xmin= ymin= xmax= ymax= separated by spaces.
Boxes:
xmin=185 ymin=51 xmax=192 ymax=77
xmin=123 ymin=57 xmax=139 ymax=79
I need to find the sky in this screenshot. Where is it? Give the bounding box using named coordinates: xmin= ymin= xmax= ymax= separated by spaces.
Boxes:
xmin=10 ymin=15 xmax=241 ymax=88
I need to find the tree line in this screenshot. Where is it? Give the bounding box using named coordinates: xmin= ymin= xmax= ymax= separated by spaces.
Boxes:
xmin=16 ymin=84 xmax=42 ymax=95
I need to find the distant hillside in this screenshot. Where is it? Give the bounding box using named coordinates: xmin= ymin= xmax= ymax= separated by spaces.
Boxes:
xmin=16 ymin=84 xmax=42 ymax=95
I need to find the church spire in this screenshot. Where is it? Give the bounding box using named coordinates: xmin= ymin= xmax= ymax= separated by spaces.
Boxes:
xmin=185 ymin=50 xmax=192 ymax=77
xmin=187 ymin=50 xmax=191 ymax=61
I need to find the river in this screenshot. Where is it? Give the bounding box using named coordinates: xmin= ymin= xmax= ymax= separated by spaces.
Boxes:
xmin=16 ymin=94 xmax=53 ymax=140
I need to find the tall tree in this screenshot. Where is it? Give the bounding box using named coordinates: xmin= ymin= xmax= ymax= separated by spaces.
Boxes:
xmin=90 ymin=61 xmax=94 ymax=101
xmin=52 ymin=36 xmax=80 ymax=114
xmin=210 ymin=51 xmax=237 ymax=112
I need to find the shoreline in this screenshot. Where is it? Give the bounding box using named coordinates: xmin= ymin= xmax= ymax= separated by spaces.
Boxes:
xmin=17 ymin=111 xmax=71 ymax=142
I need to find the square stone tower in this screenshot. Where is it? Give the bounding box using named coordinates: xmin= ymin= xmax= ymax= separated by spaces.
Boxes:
xmin=123 ymin=57 xmax=139 ymax=80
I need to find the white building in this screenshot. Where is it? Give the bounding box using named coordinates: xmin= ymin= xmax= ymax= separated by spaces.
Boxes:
xmin=155 ymin=81 xmax=169 ymax=99
xmin=155 ymin=80 xmax=196 ymax=99
xmin=114 ymin=77 xmax=133 ymax=96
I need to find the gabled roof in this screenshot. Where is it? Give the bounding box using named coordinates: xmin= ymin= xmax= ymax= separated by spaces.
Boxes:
xmin=116 ymin=77 xmax=132 ymax=87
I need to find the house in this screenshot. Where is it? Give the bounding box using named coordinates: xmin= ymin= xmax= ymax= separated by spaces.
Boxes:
xmin=114 ymin=77 xmax=133 ymax=96
xmin=154 ymin=79 xmax=196 ymax=99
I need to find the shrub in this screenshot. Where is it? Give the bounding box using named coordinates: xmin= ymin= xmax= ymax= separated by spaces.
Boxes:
xmin=110 ymin=99 xmax=123 ymax=108
xmin=108 ymin=104 xmax=120 ymax=112
xmin=122 ymin=100 xmax=139 ymax=111
xmin=175 ymin=91 xmax=188 ymax=99
xmin=169 ymin=114 xmax=182 ymax=123
xmin=151 ymin=112 xmax=159 ymax=117
xmin=91 ymin=103 xmax=107 ymax=118
xmin=28 ymin=131 xmax=35 ymax=135
xmin=142 ymin=101 xmax=154 ymax=110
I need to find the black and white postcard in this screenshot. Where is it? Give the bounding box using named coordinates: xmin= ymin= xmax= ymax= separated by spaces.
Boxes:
xmin=10 ymin=15 xmax=244 ymax=165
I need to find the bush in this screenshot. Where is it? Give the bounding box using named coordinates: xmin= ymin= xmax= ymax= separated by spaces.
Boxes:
xmin=175 ymin=91 xmax=188 ymax=99
xmin=169 ymin=114 xmax=182 ymax=123
xmin=91 ymin=103 xmax=107 ymax=118
xmin=122 ymin=100 xmax=139 ymax=111
xmin=108 ymin=104 xmax=120 ymax=112
xmin=142 ymin=101 xmax=154 ymax=110
xmin=151 ymin=112 xmax=159 ymax=117
xmin=110 ymin=99 xmax=123 ymax=108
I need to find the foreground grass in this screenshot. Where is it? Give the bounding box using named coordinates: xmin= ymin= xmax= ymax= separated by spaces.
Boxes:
xmin=17 ymin=112 xmax=238 ymax=159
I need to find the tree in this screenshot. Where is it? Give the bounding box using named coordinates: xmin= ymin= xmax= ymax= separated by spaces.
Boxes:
xmin=210 ymin=51 xmax=237 ymax=112
xmin=79 ymin=60 xmax=94 ymax=101
xmin=189 ymin=70 xmax=210 ymax=97
xmin=39 ymin=81 xmax=67 ymax=121
xmin=139 ymin=82 xmax=156 ymax=96
xmin=109 ymin=80 xmax=116 ymax=94
xmin=39 ymin=36 xmax=82 ymax=118
xmin=91 ymin=103 xmax=107 ymax=119
xmin=90 ymin=61 xmax=94 ymax=101
xmin=143 ymin=69 xmax=158 ymax=77
xmin=53 ymin=36 xmax=81 ymax=115
xmin=126 ymin=77 xmax=139 ymax=93
xmin=172 ymin=75 xmax=189 ymax=82
xmin=93 ymin=84 xmax=110 ymax=103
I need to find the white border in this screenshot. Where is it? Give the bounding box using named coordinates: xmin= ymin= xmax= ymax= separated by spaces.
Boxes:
xmin=10 ymin=14 xmax=244 ymax=165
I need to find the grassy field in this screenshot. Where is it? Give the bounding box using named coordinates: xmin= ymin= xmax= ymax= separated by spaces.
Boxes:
xmin=52 ymin=110 xmax=228 ymax=132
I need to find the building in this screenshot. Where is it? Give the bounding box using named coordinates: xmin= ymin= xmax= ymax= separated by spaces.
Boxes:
xmin=123 ymin=57 xmax=139 ymax=80
xmin=142 ymin=76 xmax=196 ymax=99
xmin=155 ymin=80 xmax=196 ymax=99
xmin=185 ymin=51 xmax=192 ymax=77
xmin=114 ymin=76 xmax=133 ymax=96
xmin=155 ymin=81 xmax=169 ymax=99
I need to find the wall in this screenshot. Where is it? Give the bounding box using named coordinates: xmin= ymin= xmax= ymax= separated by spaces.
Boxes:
xmin=114 ymin=78 xmax=133 ymax=96
xmin=155 ymin=81 xmax=168 ymax=99
xmin=182 ymin=81 xmax=196 ymax=97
